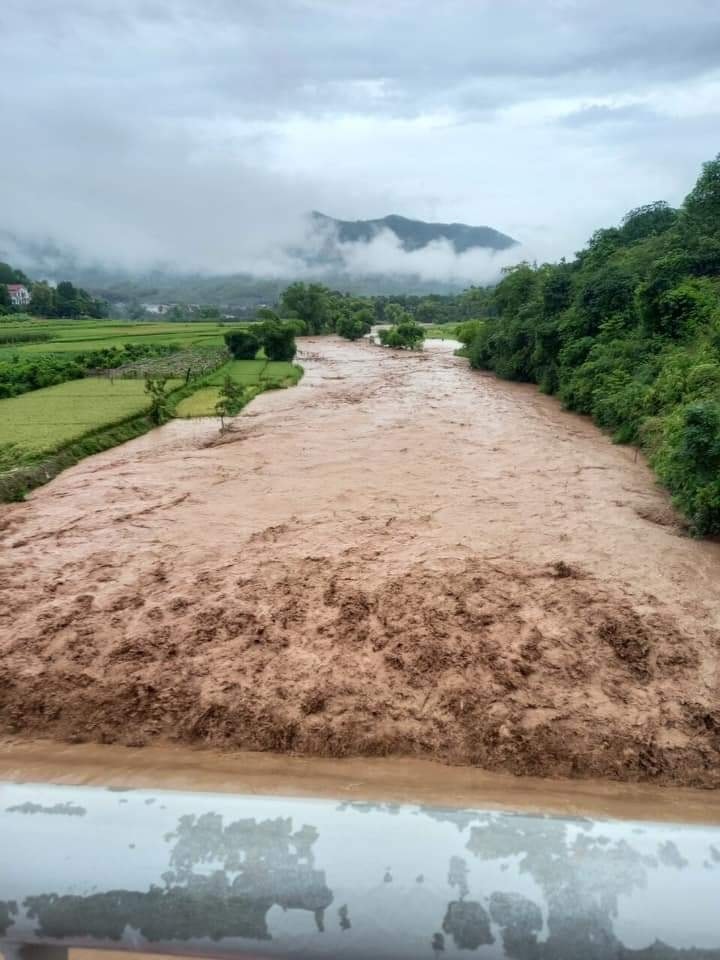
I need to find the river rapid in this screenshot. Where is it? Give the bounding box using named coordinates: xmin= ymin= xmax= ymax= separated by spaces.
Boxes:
xmin=0 ymin=337 xmax=719 ymax=791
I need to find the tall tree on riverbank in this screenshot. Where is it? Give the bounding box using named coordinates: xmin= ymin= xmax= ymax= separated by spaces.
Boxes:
xmin=465 ymin=154 xmax=720 ymax=534
xmin=281 ymin=282 xmax=333 ymax=334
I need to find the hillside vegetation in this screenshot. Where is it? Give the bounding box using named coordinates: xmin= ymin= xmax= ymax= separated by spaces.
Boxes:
xmin=465 ymin=155 xmax=720 ymax=534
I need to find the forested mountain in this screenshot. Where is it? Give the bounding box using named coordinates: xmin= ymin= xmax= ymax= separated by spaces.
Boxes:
xmin=311 ymin=211 xmax=517 ymax=252
xmin=463 ymin=154 xmax=720 ymax=535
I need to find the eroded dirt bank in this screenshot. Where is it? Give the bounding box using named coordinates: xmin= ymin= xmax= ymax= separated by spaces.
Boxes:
xmin=1 ymin=337 xmax=719 ymax=786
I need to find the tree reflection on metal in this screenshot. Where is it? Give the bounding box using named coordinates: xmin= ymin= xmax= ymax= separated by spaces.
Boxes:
xmin=1 ymin=785 xmax=719 ymax=958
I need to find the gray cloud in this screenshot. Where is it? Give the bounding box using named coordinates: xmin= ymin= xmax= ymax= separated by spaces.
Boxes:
xmin=559 ymin=104 xmax=662 ymax=128
xmin=1 ymin=0 xmax=719 ymax=278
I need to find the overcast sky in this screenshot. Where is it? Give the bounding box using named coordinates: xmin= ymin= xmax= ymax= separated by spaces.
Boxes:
xmin=1 ymin=0 xmax=719 ymax=279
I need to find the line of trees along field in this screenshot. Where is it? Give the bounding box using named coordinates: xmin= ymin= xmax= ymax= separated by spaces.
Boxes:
xmin=0 ymin=266 xmax=107 ymax=319
xmin=462 ymin=154 xmax=720 ymax=535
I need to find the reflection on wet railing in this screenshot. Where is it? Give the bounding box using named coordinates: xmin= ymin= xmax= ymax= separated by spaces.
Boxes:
xmin=1 ymin=784 xmax=720 ymax=959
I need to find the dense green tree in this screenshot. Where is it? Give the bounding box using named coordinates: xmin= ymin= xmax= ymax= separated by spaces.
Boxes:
xmin=683 ymin=154 xmax=720 ymax=237
xmin=383 ymin=302 xmax=412 ymax=326
xmin=378 ymin=319 xmax=425 ymax=350
xmin=29 ymin=281 xmax=56 ymax=316
xmin=224 ymin=329 xmax=260 ymax=359
xmin=166 ymin=304 xmax=188 ymax=322
xmin=261 ymin=321 xmax=297 ymax=361
xmin=0 ymin=262 xmax=29 ymax=284
xmin=463 ymin=153 xmax=720 ymax=534
xmin=280 ymin=282 xmax=332 ymax=334
xmin=620 ymin=201 xmax=678 ymax=243
xmin=336 ymin=304 xmax=373 ymax=341
xmin=55 ymin=280 xmax=80 ymax=317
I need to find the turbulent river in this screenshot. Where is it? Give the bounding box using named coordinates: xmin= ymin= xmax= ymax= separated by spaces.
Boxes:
xmin=1 ymin=337 xmax=719 ymax=793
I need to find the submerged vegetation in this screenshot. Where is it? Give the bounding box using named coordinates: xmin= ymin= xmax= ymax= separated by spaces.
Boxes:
xmin=465 ymin=155 xmax=720 ymax=534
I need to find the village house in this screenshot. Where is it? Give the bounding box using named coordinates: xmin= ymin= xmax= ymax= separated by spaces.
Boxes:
xmin=7 ymin=283 xmax=31 ymax=307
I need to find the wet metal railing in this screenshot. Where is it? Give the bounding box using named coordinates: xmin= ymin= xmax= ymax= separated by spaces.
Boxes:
xmin=1 ymin=781 xmax=720 ymax=959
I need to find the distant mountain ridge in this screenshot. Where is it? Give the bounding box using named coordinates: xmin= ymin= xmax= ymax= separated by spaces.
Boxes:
xmin=0 ymin=209 xmax=520 ymax=306
xmin=311 ymin=211 xmax=517 ymax=253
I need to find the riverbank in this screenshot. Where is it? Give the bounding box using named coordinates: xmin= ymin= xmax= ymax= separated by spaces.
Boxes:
xmin=0 ymin=337 xmax=718 ymax=787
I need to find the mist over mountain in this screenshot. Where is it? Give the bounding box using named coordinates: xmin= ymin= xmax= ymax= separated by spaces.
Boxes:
xmin=0 ymin=212 xmax=521 ymax=306
xmin=310 ymin=212 xmax=517 ymax=254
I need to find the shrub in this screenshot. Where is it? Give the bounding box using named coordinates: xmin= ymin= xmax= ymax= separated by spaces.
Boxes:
xmin=337 ymin=313 xmax=372 ymax=341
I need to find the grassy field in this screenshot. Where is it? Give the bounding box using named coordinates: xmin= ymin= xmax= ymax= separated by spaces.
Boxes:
xmin=0 ymin=377 xmax=181 ymax=460
xmin=423 ymin=323 xmax=460 ymax=339
xmin=0 ymin=318 xmax=237 ymax=359
xmin=176 ymin=359 xmax=303 ymax=416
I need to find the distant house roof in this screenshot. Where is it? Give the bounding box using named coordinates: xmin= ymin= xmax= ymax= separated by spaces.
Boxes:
xmin=7 ymin=284 xmax=28 ymax=293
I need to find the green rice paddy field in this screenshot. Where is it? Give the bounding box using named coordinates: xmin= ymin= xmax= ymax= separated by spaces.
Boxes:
xmin=0 ymin=318 xmax=303 ymax=485
xmin=0 ymin=377 xmax=182 ymax=458
xmin=0 ymin=317 xmax=231 ymax=358
xmin=175 ymin=360 xmax=303 ymax=416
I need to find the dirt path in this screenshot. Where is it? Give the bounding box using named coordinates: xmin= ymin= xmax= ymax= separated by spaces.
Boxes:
xmin=1 ymin=337 xmax=719 ymax=786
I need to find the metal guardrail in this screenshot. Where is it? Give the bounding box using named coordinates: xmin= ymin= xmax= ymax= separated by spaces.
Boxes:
xmin=1 ymin=781 xmax=720 ymax=959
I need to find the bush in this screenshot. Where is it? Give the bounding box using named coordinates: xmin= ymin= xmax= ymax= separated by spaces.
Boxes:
xmin=337 ymin=312 xmax=372 ymax=341
xmin=224 ymin=329 xmax=260 ymax=359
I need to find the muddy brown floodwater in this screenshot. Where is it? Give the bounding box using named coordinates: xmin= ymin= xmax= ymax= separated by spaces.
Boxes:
xmin=1 ymin=336 xmax=719 ymax=789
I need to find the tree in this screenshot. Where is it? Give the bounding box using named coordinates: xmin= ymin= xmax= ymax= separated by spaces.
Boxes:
xmin=378 ymin=319 xmax=425 ymax=350
xmin=29 ymin=282 xmax=56 ymax=317
xmin=0 ymin=285 xmax=10 ymax=312
xmin=144 ymin=377 xmax=171 ymax=425
xmin=621 ymin=201 xmax=678 ymax=243
xmin=336 ymin=308 xmax=373 ymax=341
xmin=462 ymin=152 xmax=720 ymax=534
xmin=55 ymin=280 xmax=80 ymax=318
xmin=455 ymin=319 xmax=483 ymax=347
xmin=50 ymin=280 xmax=105 ymax=319
xmin=643 ymin=277 xmax=715 ymax=340
xmin=256 ymin=307 xmax=281 ymax=322
xmin=684 ymin=153 xmax=720 ymax=237
xmin=0 ymin=262 xmax=29 ymax=285
xmin=384 ymin=302 xmax=412 ymax=326
xmin=280 ymin=282 xmax=332 ymax=334
xmin=166 ymin=304 xmax=189 ymax=322
xmin=225 ymin=329 xmax=260 ymax=359
xmin=215 ymin=376 xmax=244 ymax=427
xmin=261 ymin=321 xmax=297 ymax=361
